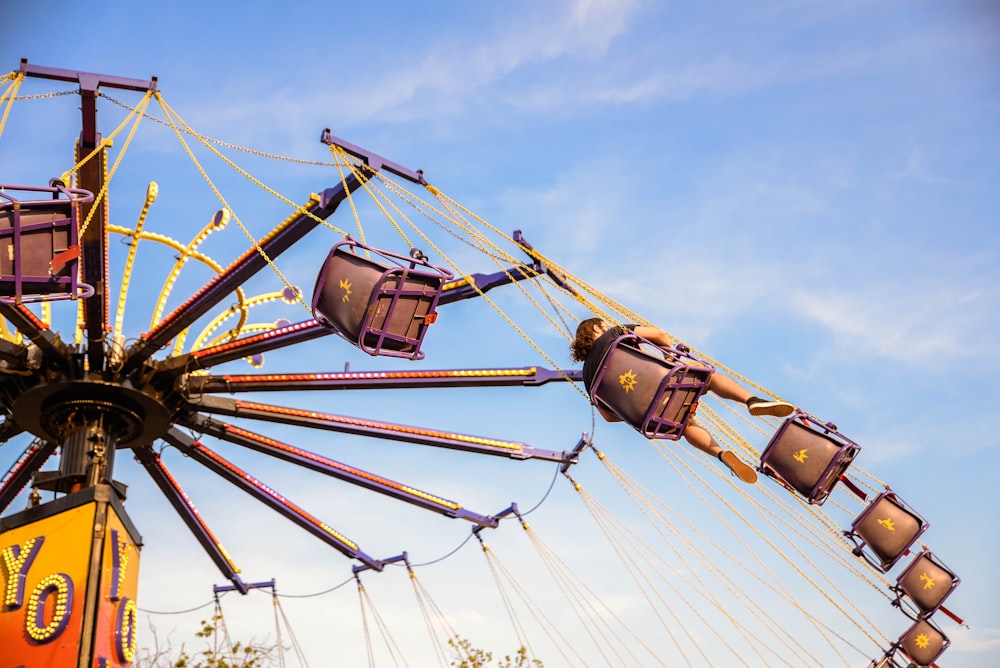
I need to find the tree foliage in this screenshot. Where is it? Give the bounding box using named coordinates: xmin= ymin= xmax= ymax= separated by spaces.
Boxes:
xmin=134 ymin=615 xmax=280 ymax=668
xmin=448 ymin=636 xmax=544 ymax=668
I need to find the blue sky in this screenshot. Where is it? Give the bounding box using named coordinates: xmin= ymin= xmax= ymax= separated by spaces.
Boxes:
xmin=2 ymin=1 xmax=999 ymax=666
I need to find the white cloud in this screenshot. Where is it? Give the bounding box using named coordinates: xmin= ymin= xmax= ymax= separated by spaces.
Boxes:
xmin=788 ymin=283 xmax=1000 ymax=367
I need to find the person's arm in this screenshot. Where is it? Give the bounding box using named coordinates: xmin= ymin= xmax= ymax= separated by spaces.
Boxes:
xmin=632 ymin=325 xmax=673 ymax=348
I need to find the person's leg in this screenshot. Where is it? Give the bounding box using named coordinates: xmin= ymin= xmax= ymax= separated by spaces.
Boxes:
xmin=706 ymin=373 xmax=752 ymax=403
xmin=682 ymin=422 xmax=723 ymax=456
xmin=707 ymin=373 xmax=795 ymax=418
xmin=682 ymin=421 xmax=757 ymax=484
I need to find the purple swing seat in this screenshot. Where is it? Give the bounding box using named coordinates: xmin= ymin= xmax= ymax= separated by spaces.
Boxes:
xmin=311 ymin=237 xmax=453 ymax=360
xmin=892 ymin=549 xmax=960 ymax=621
xmin=589 ymin=333 xmax=714 ymax=440
xmin=758 ymin=412 xmax=861 ymax=505
xmin=846 ymin=489 xmax=929 ymax=573
xmin=892 ymin=618 xmax=950 ymax=667
xmin=0 ymin=182 xmax=94 ymax=304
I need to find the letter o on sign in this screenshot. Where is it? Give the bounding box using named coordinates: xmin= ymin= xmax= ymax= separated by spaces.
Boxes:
xmin=116 ymin=597 xmax=138 ymax=662
xmin=25 ymin=573 xmax=74 ymax=643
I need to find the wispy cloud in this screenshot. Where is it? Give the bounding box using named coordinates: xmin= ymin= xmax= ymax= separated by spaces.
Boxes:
xmin=788 ymin=282 xmax=1000 ymax=367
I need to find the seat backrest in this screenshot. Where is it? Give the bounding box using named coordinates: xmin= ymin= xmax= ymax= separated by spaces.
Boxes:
xmin=0 ymin=183 xmax=92 ymax=303
xmin=591 ymin=334 xmax=713 ymax=439
xmin=759 ymin=413 xmax=861 ymax=505
xmin=849 ymin=490 xmax=928 ymax=572
xmin=894 ymin=550 xmax=959 ymax=619
xmin=896 ymin=618 xmax=949 ymax=666
xmin=311 ymin=239 xmax=452 ymax=359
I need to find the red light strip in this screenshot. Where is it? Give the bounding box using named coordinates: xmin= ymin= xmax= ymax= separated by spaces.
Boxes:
xmin=0 ymin=441 xmax=44 ymax=487
xmin=223 ymin=424 xmax=460 ymax=510
xmin=151 ymin=456 xmax=239 ymax=572
xmin=190 ymin=440 xmax=358 ymax=549
xmin=11 ymin=303 xmax=47 ymax=330
xmin=192 ymin=320 xmax=319 ymax=358
xmin=234 ymin=400 xmax=525 ymax=452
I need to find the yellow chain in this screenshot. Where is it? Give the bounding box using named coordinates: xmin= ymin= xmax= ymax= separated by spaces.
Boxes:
xmin=328 ymin=145 xmax=367 ymax=247
xmin=102 ymin=92 xmax=346 ymax=167
xmin=154 ymin=93 xmax=314 ymax=318
xmin=328 ymin=145 xmax=412 ymax=247
xmin=74 ymin=91 xmax=154 ymax=237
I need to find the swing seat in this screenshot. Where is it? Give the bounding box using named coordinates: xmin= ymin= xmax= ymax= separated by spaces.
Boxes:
xmin=894 ymin=618 xmax=950 ymax=666
xmin=846 ymin=489 xmax=928 ymax=573
xmin=758 ymin=412 xmax=861 ymax=505
xmin=892 ymin=550 xmax=960 ymax=620
xmin=590 ymin=333 xmax=714 ymax=440
xmin=0 ymin=182 xmax=94 ymax=304
xmin=311 ymin=237 xmax=453 ymax=360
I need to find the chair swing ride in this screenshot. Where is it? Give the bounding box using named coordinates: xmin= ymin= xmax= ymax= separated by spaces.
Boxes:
xmin=0 ymin=60 xmax=966 ymax=667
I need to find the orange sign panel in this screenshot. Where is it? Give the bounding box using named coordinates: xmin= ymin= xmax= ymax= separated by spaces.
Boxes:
xmin=0 ymin=496 xmax=140 ymax=667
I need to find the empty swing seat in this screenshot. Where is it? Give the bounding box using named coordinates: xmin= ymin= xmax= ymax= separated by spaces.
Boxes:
xmin=311 ymin=238 xmax=453 ymax=360
xmin=892 ymin=550 xmax=960 ymax=620
xmin=846 ymin=489 xmax=928 ymax=573
xmin=758 ymin=412 xmax=861 ymax=505
xmin=0 ymin=182 xmax=94 ymax=303
xmin=894 ymin=618 xmax=950 ymax=666
xmin=589 ymin=333 xmax=714 ymax=440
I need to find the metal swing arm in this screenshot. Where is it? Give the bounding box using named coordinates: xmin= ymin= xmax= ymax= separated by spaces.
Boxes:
xmin=184 ymin=365 xmax=581 ymax=394
xmin=152 ymin=318 xmax=332 ymax=378
xmin=438 ymin=230 xmax=576 ymax=305
xmin=213 ymin=579 xmax=275 ymax=597
xmin=182 ymin=413 xmax=498 ymax=528
xmin=0 ymin=302 xmax=69 ymax=365
xmin=162 ymin=427 xmax=383 ymax=571
xmin=133 ymin=445 xmax=249 ymax=594
xmin=320 ymin=129 xmax=426 ymax=185
xmin=183 ymin=394 xmax=577 ymax=464
xmin=0 ymin=439 xmax=57 ymax=514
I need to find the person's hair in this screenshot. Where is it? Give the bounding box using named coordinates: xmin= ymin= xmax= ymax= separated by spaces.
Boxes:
xmin=570 ymin=317 xmax=605 ymax=363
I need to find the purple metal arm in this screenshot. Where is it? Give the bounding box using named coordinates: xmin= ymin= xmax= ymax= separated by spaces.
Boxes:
xmin=20 ymin=60 xmax=158 ymax=373
xmin=124 ymin=182 xmax=367 ymax=373
xmin=214 ymin=579 xmax=275 ymax=596
xmin=0 ymin=419 xmax=25 ymax=444
xmin=183 ymin=395 xmax=578 ymax=464
xmin=472 ymin=502 xmax=520 ymax=536
xmin=153 ymin=319 xmax=331 ymax=379
xmin=182 ymin=413 xmax=498 ymax=527
xmin=0 ymin=439 xmax=58 ymax=514
xmin=353 ymin=552 xmax=408 ymax=576
xmin=0 ymin=302 xmax=68 ymax=364
xmin=320 ymin=129 xmax=425 ymax=185
xmin=162 ymin=427 xmax=383 ymax=571
xmin=185 ymin=365 xmax=581 ymax=394
xmin=133 ymin=445 xmax=248 ymax=594
xmin=437 ymin=230 xmax=576 ymax=305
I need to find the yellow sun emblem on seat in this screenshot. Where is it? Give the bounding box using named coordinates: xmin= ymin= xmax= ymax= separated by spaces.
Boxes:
xmin=877 ymin=517 xmax=896 ymax=532
xmin=339 ymin=278 xmax=352 ymax=302
xmin=619 ymin=369 xmax=638 ymax=393
xmin=793 ymin=449 xmax=808 ymax=463
xmin=914 ymin=632 xmax=930 ymax=649
xmin=919 ymin=572 xmax=936 ymax=590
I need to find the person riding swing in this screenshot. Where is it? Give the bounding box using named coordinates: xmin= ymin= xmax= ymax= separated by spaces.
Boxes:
xmin=571 ymin=318 xmax=795 ymax=484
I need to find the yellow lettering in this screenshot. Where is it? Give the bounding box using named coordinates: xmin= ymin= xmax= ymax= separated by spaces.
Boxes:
xmin=1 ymin=536 xmax=45 ymax=610
xmin=25 ymin=572 xmax=73 ymax=643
